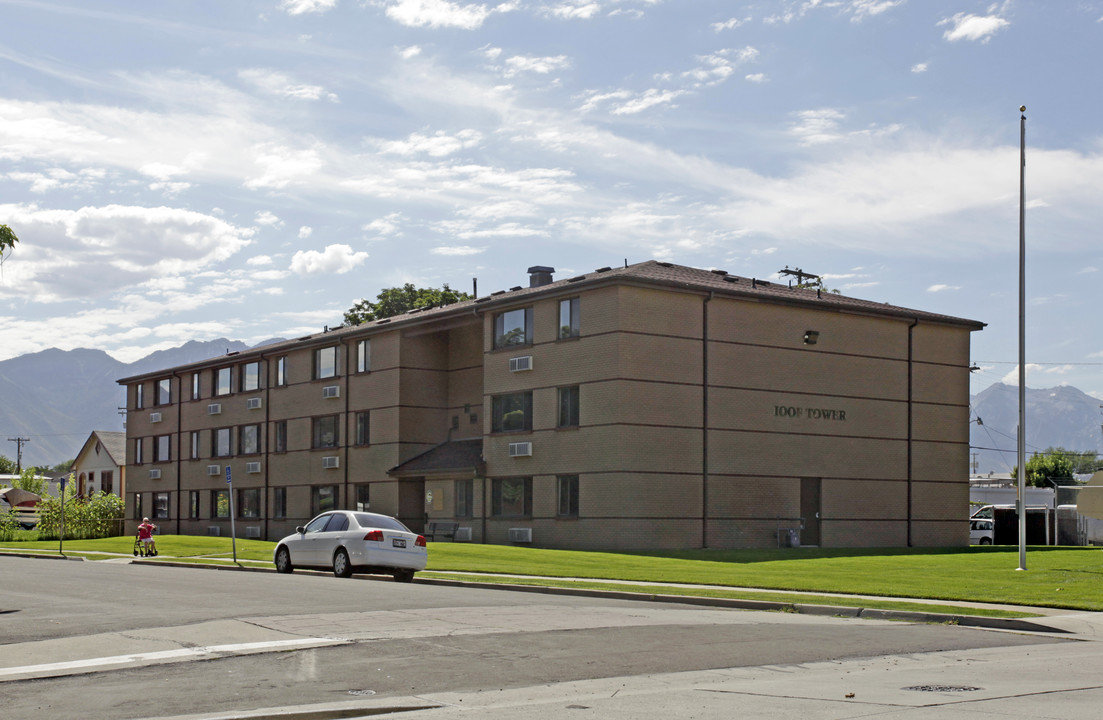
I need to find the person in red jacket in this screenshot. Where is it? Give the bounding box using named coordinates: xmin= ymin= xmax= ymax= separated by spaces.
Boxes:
xmin=137 ymin=517 xmax=157 ymax=556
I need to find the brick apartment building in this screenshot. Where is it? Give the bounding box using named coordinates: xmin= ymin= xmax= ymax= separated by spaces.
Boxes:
xmin=118 ymin=261 xmax=984 ymax=550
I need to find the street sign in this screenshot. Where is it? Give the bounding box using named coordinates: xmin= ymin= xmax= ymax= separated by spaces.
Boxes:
xmin=225 ymin=466 xmax=232 ymax=484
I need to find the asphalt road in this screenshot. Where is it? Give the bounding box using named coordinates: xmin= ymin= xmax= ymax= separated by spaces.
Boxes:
xmin=0 ymin=556 xmax=1073 ymax=720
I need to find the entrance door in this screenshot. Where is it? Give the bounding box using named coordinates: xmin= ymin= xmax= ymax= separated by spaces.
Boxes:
xmin=397 ymin=479 xmax=426 ymax=533
xmin=801 ymin=478 xmax=822 ymax=547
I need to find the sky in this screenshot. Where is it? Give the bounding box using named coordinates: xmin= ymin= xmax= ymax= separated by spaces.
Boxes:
xmin=1 ymin=0 xmax=1102 ymax=401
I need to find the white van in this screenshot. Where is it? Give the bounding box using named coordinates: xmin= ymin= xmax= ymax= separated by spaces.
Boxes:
xmin=970 ymin=518 xmax=994 ymax=545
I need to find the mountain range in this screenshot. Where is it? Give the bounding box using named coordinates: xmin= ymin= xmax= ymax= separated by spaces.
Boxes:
xmin=2 ymin=341 xmax=1100 ymax=474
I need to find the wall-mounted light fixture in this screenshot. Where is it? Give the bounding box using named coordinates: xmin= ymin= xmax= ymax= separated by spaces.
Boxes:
xmin=803 ymin=330 xmax=819 ymax=345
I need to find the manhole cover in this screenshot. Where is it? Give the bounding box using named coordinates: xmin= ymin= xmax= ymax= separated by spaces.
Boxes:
xmin=348 ymin=689 xmax=376 ymax=696
xmin=903 ymin=685 xmax=982 ymax=693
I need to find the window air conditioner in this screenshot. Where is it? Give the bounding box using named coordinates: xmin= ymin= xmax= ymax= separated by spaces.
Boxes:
xmin=148 ymin=468 xmax=161 ymax=479
xmin=245 ymin=526 xmax=261 ymax=538
xmin=246 ymin=462 xmax=261 ymax=473
xmin=208 ymin=403 xmax=222 ymax=415
xmin=508 ymin=441 xmax=533 ymax=457
xmin=149 ymin=412 xmax=162 ymax=423
xmin=509 ymin=356 xmax=533 ymax=372
xmin=207 ymin=464 xmax=221 ymax=476
xmin=322 ymin=385 xmax=340 ymax=399
xmin=322 ymin=456 xmax=340 ymax=469
xmin=508 ymin=527 xmax=532 ymax=543
xmin=246 ymin=397 xmax=262 ymax=410
xmin=207 ymin=526 xmax=221 ymax=536
xmin=454 ymin=527 xmax=472 ymax=542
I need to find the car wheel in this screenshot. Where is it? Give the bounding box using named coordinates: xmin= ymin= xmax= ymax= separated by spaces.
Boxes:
xmin=980 ymin=537 xmax=992 ymax=545
xmin=393 ymin=569 xmax=415 ymax=583
xmin=333 ymin=548 xmax=353 ymax=578
xmin=275 ymin=546 xmax=294 ymax=574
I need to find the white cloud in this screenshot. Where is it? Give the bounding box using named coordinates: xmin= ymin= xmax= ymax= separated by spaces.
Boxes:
xmin=247 ymin=255 xmax=274 ymax=266
xmin=378 ymin=0 xmax=513 ymax=29
xmin=244 ymin=144 xmax=325 ymax=189
xmin=789 ymin=108 xmax=846 ymax=146
xmin=911 ymin=62 xmax=928 ymax=73
xmin=546 ymin=1 xmax=602 ymax=20
xmin=745 ymin=73 xmax=767 ymax=83
xmin=377 ymin=129 xmax=483 ymax=157
xmin=363 ymin=213 xmax=405 ymax=235
xmin=255 ymin=211 xmax=283 ymax=227
xmin=848 ymin=0 xmax=904 ymax=21
xmin=712 ymin=17 xmax=750 ymax=32
xmin=927 ymin=284 xmax=960 ymax=292
xmin=400 ymin=45 xmax=422 ymax=59
xmin=431 ymin=245 xmax=485 ymax=255
xmin=503 ymin=54 xmax=570 ymax=77
xmin=280 ymin=0 xmax=338 ymax=14
xmin=939 ymin=12 xmax=1010 ymax=43
xmin=289 ymin=244 xmax=369 ymax=275
xmin=298 ymin=226 xmax=314 ymax=239
xmin=238 ymin=69 xmax=339 ymax=102
xmin=683 ymin=47 xmax=759 ymax=88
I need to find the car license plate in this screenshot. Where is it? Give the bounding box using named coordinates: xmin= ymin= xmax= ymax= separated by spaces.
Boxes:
xmin=392 ymin=538 xmax=407 ymax=548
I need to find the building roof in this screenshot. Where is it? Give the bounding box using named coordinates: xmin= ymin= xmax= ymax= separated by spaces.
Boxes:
xmin=119 ymin=260 xmax=985 ymax=382
xmin=75 ymin=430 xmax=127 ymax=468
xmin=388 ymin=438 xmax=484 ymax=478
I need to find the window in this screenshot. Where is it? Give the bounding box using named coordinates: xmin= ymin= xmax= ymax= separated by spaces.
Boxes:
xmin=238 ymin=424 xmax=261 ymax=455
xmin=274 ymin=420 xmax=288 ymax=453
xmin=557 ymin=475 xmax=579 ymax=517
xmin=492 ymin=392 xmax=532 ymax=433
xmin=190 ymin=431 xmax=201 ymax=460
xmin=135 ymin=383 xmax=144 ymax=410
xmin=355 ymin=484 xmax=370 ymax=511
xmin=211 ymin=490 xmax=230 ymax=518
xmin=188 ymin=491 xmax=200 ymax=519
xmin=455 ymin=479 xmax=473 ymax=518
xmin=491 ymin=477 xmax=531 ymax=518
xmin=153 ymin=492 xmax=170 ymax=519
xmin=311 ymin=485 xmax=338 ymax=515
xmin=355 ymin=411 xmax=370 ymax=445
xmin=156 ymin=378 xmax=172 ymax=406
xmin=212 ymin=427 xmax=232 ymax=458
xmin=559 ymin=297 xmax=580 ymax=339
xmin=134 ymin=438 xmax=144 ymax=465
xmin=494 ymin=307 xmax=533 ymax=348
xmin=101 ymin=471 xmax=113 ymax=495
xmin=154 ymin=435 xmax=171 ymax=463
xmin=214 ymin=367 xmax=232 ymax=396
xmin=239 ymin=488 xmax=261 ymax=518
xmin=315 ymin=346 xmax=337 ymax=379
xmin=313 ymin=415 xmax=339 ymax=448
xmin=273 ymin=487 xmax=287 ymax=518
xmin=133 ymin=493 xmax=143 ymax=520
xmin=356 ymin=339 xmax=371 ymax=373
xmin=191 ymin=372 xmax=200 ymax=400
xmin=276 ymin=356 xmax=287 ymax=386
xmin=240 ymin=361 xmax=260 ymax=392
xmin=558 ymin=386 xmax=580 ymax=428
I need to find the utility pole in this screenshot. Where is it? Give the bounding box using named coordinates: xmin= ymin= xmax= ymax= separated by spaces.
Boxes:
xmin=7 ymin=437 xmax=29 ymax=473
xmin=778 ymin=266 xmax=821 ymax=287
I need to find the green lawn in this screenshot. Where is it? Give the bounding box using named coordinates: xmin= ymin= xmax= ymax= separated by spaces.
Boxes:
xmin=3 ymin=536 xmax=1101 ymax=613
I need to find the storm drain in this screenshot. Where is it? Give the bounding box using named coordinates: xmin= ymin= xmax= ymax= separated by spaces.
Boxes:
xmin=903 ymin=685 xmax=982 ymax=693
xmin=347 ymin=689 xmax=377 ymax=696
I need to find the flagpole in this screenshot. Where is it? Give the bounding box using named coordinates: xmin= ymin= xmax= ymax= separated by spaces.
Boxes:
xmin=1017 ymin=105 xmax=1027 ymax=571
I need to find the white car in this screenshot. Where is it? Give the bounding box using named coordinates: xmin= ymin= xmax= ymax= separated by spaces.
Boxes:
xmin=970 ymin=518 xmax=994 ymax=545
xmin=273 ymin=510 xmax=427 ymax=582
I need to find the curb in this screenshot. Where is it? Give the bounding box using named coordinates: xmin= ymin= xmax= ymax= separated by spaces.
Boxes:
xmin=2 ymin=551 xmax=1070 ymax=634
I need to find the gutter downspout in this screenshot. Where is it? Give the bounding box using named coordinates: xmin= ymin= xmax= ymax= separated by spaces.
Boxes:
xmin=702 ymin=291 xmax=713 ymax=549
xmin=907 ymin=318 xmax=919 ymax=547
xmin=173 ymin=372 xmax=182 ymax=536
xmin=260 ymin=352 xmax=271 ymax=541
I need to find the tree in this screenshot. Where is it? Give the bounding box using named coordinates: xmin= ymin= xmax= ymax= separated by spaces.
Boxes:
xmin=11 ymin=467 xmax=46 ymax=495
xmin=344 ymin=283 xmax=473 ymax=326
xmin=0 ymin=224 xmax=17 ymax=269
xmin=0 ymin=455 xmax=17 ymax=475
xmin=1010 ymin=448 xmax=1078 ymax=488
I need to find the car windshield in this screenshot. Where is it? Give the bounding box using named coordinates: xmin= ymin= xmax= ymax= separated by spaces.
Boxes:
xmin=353 ymin=513 xmax=409 ymax=532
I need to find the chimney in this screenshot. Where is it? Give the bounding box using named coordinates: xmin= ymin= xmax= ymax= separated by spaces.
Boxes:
xmin=527 ymin=265 xmax=555 ymax=288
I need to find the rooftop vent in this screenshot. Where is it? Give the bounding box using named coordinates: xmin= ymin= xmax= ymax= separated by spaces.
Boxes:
xmin=527 ymin=265 xmax=555 ymax=287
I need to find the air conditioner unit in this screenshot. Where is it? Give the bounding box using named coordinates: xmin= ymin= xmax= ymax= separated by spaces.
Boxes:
xmin=508 ymin=527 xmax=532 ymax=543
xmin=207 ymin=464 xmax=221 ymax=476
xmin=149 ymin=412 xmax=162 ymax=423
xmin=208 ymin=403 xmax=222 ymax=415
xmin=454 ymin=527 xmax=472 ymax=542
xmin=246 ymin=397 xmax=262 ymax=410
xmin=322 ymin=385 xmax=340 ymax=399
xmin=245 ymin=526 xmax=261 ymax=539
xmin=509 ymin=356 xmax=533 ymax=372
xmin=508 ymin=441 xmax=533 ymax=457
xmin=246 ymin=462 xmax=261 ymax=473
xmin=207 ymin=526 xmax=220 ymax=536
xmin=322 ymin=456 xmax=340 ymax=469
xmin=148 ymin=468 xmax=161 ymax=479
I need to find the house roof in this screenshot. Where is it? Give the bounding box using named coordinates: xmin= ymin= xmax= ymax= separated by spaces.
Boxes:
xmin=75 ymin=430 xmax=127 ymax=468
xmin=388 ymin=438 xmax=484 ymax=478
xmin=119 ymin=260 xmax=985 ymax=382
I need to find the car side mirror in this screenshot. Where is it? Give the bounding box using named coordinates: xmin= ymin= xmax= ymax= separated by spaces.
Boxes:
xmin=295 ymin=526 xmax=305 ymax=534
